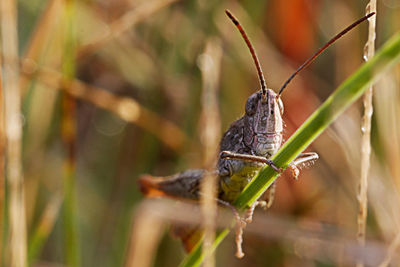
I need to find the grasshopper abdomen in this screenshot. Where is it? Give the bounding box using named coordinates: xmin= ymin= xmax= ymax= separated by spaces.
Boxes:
xmin=139 ymin=169 xmax=205 ymax=200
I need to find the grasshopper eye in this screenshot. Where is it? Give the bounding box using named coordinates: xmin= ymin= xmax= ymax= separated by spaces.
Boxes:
xmin=278 ymin=97 xmax=284 ymax=114
xmin=245 ymin=93 xmax=258 ymax=116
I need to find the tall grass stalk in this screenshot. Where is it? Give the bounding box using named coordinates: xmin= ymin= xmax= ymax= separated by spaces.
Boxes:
xmin=357 ymin=3 xmax=376 ymax=267
xmin=62 ymin=0 xmax=79 ymax=266
xmin=199 ymin=38 xmax=222 ymax=267
xmin=180 ymin=31 xmax=400 ymax=267
xmin=1 ymin=0 xmax=27 ymax=266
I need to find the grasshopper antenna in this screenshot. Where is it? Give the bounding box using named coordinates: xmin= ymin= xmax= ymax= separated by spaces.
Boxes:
xmin=277 ymin=12 xmax=376 ymax=97
xmin=226 ymin=10 xmax=267 ymax=97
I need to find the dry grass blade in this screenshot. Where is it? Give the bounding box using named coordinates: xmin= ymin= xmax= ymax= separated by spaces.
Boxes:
xmin=199 ymin=38 xmax=222 ymax=267
xmin=20 ymin=61 xmax=187 ymax=151
xmin=78 ymin=0 xmax=179 ymax=58
xmin=357 ymin=2 xmax=376 ymax=267
xmin=0 ymin=0 xmax=27 ymax=266
xmin=125 ymin=208 xmax=166 ymax=267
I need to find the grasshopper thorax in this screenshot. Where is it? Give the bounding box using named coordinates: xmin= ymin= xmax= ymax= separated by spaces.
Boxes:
xmin=243 ymin=89 xmax=283 ymax=157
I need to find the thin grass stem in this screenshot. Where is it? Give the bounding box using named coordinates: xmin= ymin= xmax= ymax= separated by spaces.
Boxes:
xmin=62 ymin=0 xmax=79 ymax=266
xmin=357 ymin=3 xmax=377 ymax=267
xmin=1 ymin=0 xmax=27 ymax=266
xmin=199 ymin=38 xmax=223 ymax=267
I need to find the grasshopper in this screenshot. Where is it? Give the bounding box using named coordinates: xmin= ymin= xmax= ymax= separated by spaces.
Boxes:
xmin=139 ymin=10 xmax=375 ymax=258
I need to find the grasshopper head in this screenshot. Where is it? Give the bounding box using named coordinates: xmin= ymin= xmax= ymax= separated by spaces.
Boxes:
xmin=243 ymin=89 xmax=283 ymax=156
xmin=226 ymin=10 xmax=373 ymax=156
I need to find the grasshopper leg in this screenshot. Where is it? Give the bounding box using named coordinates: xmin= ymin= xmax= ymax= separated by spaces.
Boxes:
xmin=263 ymin=152 xmax=318 ymax=207
xmin=220 ymin=151 xmax=283 ymax=173
xmin=244 ymin=182 xmax=276 ymax=223
xmin=216 ymin=199 xmax=246 ymax=258
xmin=244 ymin=200 xmax=267 ymax=223
xmin=264 ymin=181 xmax=276 ymax=209
xmin=218 ymin=197 xmax=273 ymax=258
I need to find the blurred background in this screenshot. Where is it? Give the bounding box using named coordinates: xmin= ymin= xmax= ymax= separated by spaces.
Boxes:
xmin=2 ymin=0 xmax=400 ymax=266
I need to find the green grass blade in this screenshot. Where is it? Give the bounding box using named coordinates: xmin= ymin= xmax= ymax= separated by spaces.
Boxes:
xmin=180 ymin=31 xmax=400 ymax=267
xmin=62 ymin=1 xmax=80 ymax=266
xmin=179 ymin=230 xmax=229 ymax=267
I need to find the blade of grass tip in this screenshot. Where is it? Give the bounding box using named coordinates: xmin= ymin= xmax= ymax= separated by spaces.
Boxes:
xmin=1 ymin=0 xmax=28 ymax=266
xmin=62 ymin=0 xmax=79 ymax=266
xmin=180 ymin=32 xmax=400 ymax=267
xmin=199 ymin=38 xmax=223 ymax=267
xmin=357 ymin=3 xmax=376 ymax=267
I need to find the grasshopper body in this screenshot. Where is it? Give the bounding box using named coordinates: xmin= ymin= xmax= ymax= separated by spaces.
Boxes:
xmin=218 ymin=89 xmax=283 ymax=202
xmin=138 ymin=9 xmax=374 ymax=258
xmin=139 ymin=89 xmax=284 ymax=203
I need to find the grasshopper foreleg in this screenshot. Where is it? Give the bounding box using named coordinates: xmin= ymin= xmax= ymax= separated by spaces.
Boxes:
xmin=220 ymin=151 xmax=283 ymax=173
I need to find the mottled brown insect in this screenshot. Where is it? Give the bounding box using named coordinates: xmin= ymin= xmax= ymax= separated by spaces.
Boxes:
xmin=139 ymin=10 xmax=375 ymax=258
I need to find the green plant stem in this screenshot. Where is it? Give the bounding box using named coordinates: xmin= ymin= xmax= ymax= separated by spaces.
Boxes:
xmin=180 ymin=31 xmax=400 ymax=267
xmin=62 ymin=0 xmax=79 ymax=266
